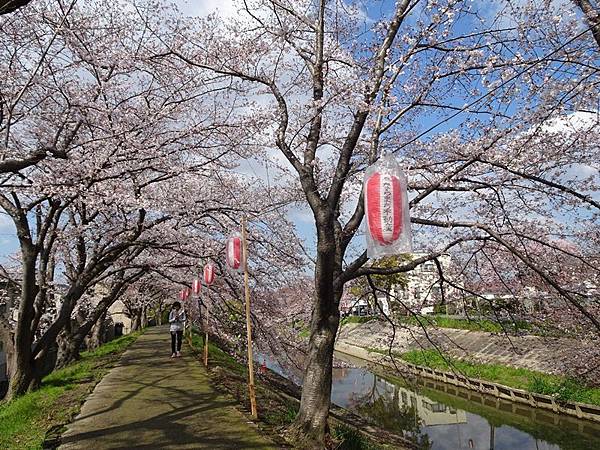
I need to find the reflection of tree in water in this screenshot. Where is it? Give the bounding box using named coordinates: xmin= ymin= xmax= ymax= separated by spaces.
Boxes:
xmin=348 ymin=375 xmax=432 ymax=450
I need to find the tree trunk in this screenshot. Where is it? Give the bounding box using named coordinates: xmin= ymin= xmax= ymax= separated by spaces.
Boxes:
xmin=292 ymin=308 xmax=339 ymax=446
xmin=56 ymin=330 xmax=79 ymax=369
xmin=141 ymin=306 xmax=148 ymax=328
xmin=7 ymin=248 xmax=38 ymax=400
xmin=131 ymin=310 xmax=141 ymax=331
xmin=9 ymin=340 xmax=57 ymax=395
xmin=291 ymin=220 xmax=341 ymax=448
xmin=89 ymin=309 xmax=107 ymax=349
xmin=0 ymin=319 xmax=14 ymax=380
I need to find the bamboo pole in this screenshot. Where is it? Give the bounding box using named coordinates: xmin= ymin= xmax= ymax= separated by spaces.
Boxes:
xmin=242 ymin=216 xmax=258 ymax=419
xmin=204 ymin=291 xmax=209 ymax=367
xmin=182 ymin=294 xmax=194 ymax=345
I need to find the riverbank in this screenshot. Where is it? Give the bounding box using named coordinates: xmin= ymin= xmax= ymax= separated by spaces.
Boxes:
xmin=331 ymin=350 xmax=600 ymax=450
xmin=187 ymin=328 xmax=416 ymax=450
xmin=334 ymin=339 xmax=600 ymax=424
xmin=0 ymin=331 xmax=142 ymax=449
xmin=337 ymin=320 xmax=599 ymax=377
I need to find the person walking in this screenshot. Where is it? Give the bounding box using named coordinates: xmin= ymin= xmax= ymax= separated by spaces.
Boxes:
xmin=169 ymin=301 xmax=186 ymax=358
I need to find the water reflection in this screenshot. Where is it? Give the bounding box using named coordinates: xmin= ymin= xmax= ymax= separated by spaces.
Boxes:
xmin=258 ymin=350 xmax=600 ymax=449
xmin=332 ymin=352 xmax=600 ymax=450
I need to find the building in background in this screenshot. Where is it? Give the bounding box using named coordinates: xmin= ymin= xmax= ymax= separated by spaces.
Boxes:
xmin=91 ymin=284 xmax=132 ymax=340
xmin=108 ymin=299 xmax=131 ymax=337
xmin=392 ymin=253 xmax=454 ymax=315
xmin=341 ymin=252 xmax=455 ymax=317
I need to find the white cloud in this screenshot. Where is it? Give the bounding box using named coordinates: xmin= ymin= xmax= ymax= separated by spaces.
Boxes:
xmin=539 ymin=110 xmax=599 ymax=134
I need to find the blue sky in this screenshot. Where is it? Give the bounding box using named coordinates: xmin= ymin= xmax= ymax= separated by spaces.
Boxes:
xmin=1 ymin=0 xmax=596 ymax=264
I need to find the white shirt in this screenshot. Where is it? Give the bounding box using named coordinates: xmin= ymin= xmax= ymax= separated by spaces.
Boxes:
xmin=169 ymin=309 xmax=186 ymax=332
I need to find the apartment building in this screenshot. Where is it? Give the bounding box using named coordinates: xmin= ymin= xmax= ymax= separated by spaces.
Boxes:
xmin=341 ymin=252 xmax=454 ymax=317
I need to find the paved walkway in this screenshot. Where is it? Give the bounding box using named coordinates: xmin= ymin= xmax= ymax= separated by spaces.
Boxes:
xmin=60 ymin=326 xmax=276 ymax=449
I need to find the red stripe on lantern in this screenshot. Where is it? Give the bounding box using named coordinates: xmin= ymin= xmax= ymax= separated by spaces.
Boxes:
xmin=203 ymin=263 xmax=215 ymax=285
xmin=226 ymin=236 xmax=242 ymax=270
xmin=365 ymin=172 xmax=403 ymax=245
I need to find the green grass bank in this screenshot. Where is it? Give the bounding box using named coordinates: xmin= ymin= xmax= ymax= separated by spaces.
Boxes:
xmin=0 ymin=331 xmax=142 ymax=450
xmin=399 ymin=348 xmax=600 ymax=406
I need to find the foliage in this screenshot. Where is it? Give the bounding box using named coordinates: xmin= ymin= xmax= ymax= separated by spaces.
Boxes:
xmin=349 ymin=256 xmax=410 ymax=299
xmin=398 ymin=314 xmax=531 ymax=334
xmin=331 ymin=424 xmax=382 ymax=450
xmin=340 ymin=316 xmax=377 ymax=328
xmin=400 ymin=349 xmax=600 ymax=406
xmin=0 ymin=331 xmax=141 ymax=449
xmin=263 ymin=404 xmax=298 ymax=426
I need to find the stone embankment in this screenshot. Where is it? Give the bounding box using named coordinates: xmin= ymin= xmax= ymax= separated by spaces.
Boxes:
xmin=336 ymin=320 xmax=595 ymax=375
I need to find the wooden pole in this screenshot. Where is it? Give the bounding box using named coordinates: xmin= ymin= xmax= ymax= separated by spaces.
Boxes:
xmin=184 ymin=298 xmax=190 ymax=345
xmin=242 ymin=216 xmax=258 ymax=419
xmin=204 ymin=291 xmax=209 ymax=367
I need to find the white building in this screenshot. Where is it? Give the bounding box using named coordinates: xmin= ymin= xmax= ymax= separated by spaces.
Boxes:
xmin=108 ymin=299 xmax=132 ymax=336
xmin=398 ymin=253 xmax=453 ymax=311
xmin=92 ymin=284 xmax=132 ymax=338
xmin=342 ymin=252 xmax=455 ymax=317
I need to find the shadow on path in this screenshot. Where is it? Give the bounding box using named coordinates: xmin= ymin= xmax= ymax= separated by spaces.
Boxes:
xmin=59 ymin=326 xmax=276 ymax=449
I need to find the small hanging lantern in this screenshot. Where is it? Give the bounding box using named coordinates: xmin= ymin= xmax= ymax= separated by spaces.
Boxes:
xmin=364 ymin=154 xmax=412 ymax=258
xmin=203 ymin=263 xmax=216 ymax=286
xmin=179 ymin=288 xmax=190 ymax=301
xmin=226 ymin=233 xmax=243 ymax=271
xmin=192 ymin=279 xmax=202 ymax=295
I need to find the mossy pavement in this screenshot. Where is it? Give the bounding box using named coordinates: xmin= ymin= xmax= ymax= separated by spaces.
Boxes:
xmin=59 ymin=326 xmax=277 ymax=449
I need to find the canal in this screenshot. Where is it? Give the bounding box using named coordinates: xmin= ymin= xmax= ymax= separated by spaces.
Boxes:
xmin=260 ymin=351 xmax=600 ymax=449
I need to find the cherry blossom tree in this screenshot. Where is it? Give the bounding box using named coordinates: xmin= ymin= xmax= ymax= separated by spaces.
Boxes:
xmin=0 ymin=0 xmax=33 ymax=16
xmin=157 ymin=0 xmax=600 ymax=445
xmin=0 ymin=0 xmax=260 ymax=398
xmin=1 ymin=1 xmax=598 ymax=447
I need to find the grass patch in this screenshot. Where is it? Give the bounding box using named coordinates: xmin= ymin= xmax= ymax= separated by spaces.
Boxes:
xmin=0 ymin=330 xmax=143 ymax=450
xmin=298 ymin=328 xmax=310 ymax=339
xmin=263 ymin=404 xmax=298 ymax=426
xmin=332 ymin=424 xmax=383 ymax=450
xmin=400 ymin=349 xmax=600 ymax=406
xmin=189 ymin=329 xmax=245 ymax=374
xmin=340 ymin=316 xmax=376 ymax=328
xmin=398 ymin=314 xmax=531 ymax=334
xmin=188 ymin=328 xmax=300 ymax=446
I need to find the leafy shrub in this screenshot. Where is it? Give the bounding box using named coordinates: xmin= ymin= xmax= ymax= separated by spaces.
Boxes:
xmin=332 ymin=424 xmax=381 ymax=450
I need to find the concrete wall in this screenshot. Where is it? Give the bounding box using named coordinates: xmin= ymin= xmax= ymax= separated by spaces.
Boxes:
xmin=337 ymin=320 xmax=598 ymax=377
